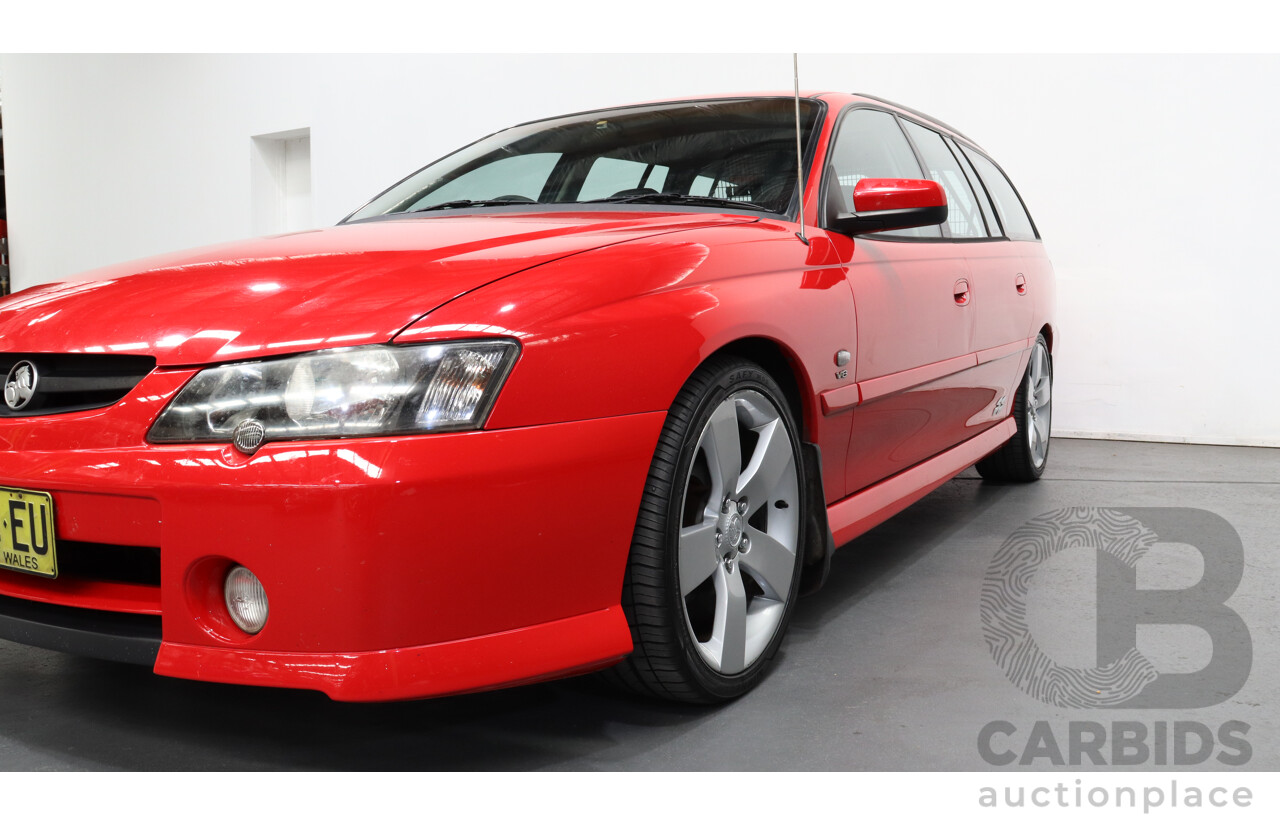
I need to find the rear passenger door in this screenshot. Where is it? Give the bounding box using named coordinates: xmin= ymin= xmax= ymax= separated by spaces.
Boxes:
xmin=897 ymin=120 xmax=1036 ymax=422
xmin=954 ymin=142 xmax=1039 ymax=393
xmin=823 ymin=107 xmax=981 ymax=492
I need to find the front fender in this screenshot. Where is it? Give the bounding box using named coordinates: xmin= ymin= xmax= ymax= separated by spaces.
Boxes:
xmin=396 ymin=222 xmax=857 ymax=432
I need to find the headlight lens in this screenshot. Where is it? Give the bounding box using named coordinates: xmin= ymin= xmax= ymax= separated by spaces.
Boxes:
xmin=148 ymin=340 xmax=518 ymax=444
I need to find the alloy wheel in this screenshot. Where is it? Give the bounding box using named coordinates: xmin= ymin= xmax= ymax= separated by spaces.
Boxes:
xmin=676 ymin=390 xmax=800 ymax=674
xmin=1026 ymin=341 xmax=1052 ymax=468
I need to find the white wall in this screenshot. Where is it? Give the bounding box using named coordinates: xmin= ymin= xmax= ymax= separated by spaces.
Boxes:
xmin=0 ymin=54 xmax=1276 ymax=447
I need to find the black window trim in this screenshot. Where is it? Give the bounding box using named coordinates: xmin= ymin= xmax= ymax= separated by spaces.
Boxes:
xmin=942 ymin=133 xmax=1004 ymax=239
xmin=891 ymin=111 xmax=950 ymax=240
xmin=852 ymin=92 xmax=980 ymax=146
xmin=820 ymin=103 xmax=982 ymax=245
xmin=340 ymin=96 xmax=828 ymax=226
xmin=955 ymin=143 xmax=1042 ymax=242
xmin=895 ymin=115 xmax=995 ymax=241
xmin=820 ymin=100 xmax=1043 ymax=245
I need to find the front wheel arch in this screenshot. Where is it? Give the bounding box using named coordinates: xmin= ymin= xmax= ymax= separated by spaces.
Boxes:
xmin=606 ymin=354 xmax=812 ymax=702
xmin=710 ymin=337 xmax=810 ymax=438
xmin=698 ymin=338 xmax=833 ymax=594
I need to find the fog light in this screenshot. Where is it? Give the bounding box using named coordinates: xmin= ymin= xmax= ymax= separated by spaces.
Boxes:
xmin=224 ymin=566 xmax=269 ymax=634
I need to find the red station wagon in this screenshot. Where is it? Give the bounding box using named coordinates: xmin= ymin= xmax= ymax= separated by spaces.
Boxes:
xmin=0 ymin=93 xmax=1054 ymax=703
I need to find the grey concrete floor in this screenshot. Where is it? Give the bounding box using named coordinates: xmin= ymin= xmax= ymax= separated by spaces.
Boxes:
xmin=0 ymin=438 xmax=1275 ymax=770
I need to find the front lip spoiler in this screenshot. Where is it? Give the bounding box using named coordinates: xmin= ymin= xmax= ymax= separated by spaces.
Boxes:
xmin=153 ymin=605 xmax=632 ymax=702
xmin=0 ymin=593 xmax=161 ymax=666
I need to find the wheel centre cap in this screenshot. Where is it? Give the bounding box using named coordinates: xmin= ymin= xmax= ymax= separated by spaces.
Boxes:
xmin=718 ymin=505 xmax=745 ymax=553
xmin=726 ymin=513 xmax=743 ymax=548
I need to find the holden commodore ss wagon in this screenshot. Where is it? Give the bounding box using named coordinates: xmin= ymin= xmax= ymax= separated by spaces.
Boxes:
xmin=0 ymin=92 xmax=1054 ymax=703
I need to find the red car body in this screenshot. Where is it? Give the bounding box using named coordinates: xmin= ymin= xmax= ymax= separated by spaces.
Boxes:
xmin=0 ymin=93 xmax=1054 ymax=701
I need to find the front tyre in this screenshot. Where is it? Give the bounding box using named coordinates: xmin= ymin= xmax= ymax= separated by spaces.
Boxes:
xmin=976 ymin=333 xmax=1052 ymax=482
xmin=610 ymin=357 xmax=806 ymax=703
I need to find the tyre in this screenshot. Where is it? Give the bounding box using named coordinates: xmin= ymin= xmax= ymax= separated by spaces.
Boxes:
xmin=609 ymin=356 xmax=806 ymax=703
xmin=976 ymin=334 xmax=1052 ymax=482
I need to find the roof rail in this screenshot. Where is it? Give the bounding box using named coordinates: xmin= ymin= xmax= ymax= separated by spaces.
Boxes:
xmin=852 ymin=93 xmax=979 ymax=147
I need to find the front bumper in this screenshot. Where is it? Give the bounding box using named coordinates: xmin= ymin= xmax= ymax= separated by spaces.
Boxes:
xmin=0 ymin=371 xmax=662 ymax=701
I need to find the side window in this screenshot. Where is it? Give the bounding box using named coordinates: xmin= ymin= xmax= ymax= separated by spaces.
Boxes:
xmin=899 ymin=119 xmax=988 ymax=238
xmin=408 ymin=152 xmax=561 ymax=208
xmin=961 ymin=148 xmax=1038 ymax=241
xmin=826 ymin=108 xmax=941 ymax=239
xmin=946 ymin=136 xmax=1000 ymax=238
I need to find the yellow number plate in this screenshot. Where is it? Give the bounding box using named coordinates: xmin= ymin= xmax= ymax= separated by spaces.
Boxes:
xmin=0 ymin=487 xmax=58 ymax=579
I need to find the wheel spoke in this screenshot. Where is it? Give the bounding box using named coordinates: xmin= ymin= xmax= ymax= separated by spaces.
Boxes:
xmin=678 ymin=521 xmax=721 ymax=597
xmin=702 ymin=400 xmax=742 ymax=495
xmin=1034 ymin=414 xmax=1050 ymax=447
xmin=1035 ymin=377 xmax=1051 ymax=409
xmin=739 ymin=527 xmax=796 ymax=600
xmin=678 ymin=387 xmax=801 ymax=677
xmin=735 ymin=419 xmax=794 ymax=508
xmin=711 ymin=564 xmax=748 ymax=673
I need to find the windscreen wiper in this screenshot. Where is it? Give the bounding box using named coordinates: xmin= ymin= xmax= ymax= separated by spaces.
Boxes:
xmin=409 ymin=199 xmax=537 ymax=213
xmin=580 ymin=193 xmax=775 ymax=213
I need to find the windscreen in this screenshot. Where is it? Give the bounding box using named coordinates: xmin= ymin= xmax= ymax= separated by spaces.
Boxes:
xmin=347 ymin=98 xmax=823 ymax=220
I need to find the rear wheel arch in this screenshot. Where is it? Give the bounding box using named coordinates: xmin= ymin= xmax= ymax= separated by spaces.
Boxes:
xmin=1039 ymin=322 xmax=1055 ymax=354
xmin=976 ymin=332 xmax=1052 ymax=482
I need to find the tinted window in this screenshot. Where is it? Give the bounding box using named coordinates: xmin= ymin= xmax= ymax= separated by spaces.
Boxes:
xmin=946 ymin=135 xmax=1000 ymax=237
xmin=406 ymin=153 xmax=561 ymax=208
xmin=827 ymin=108 xmax=941 ymax=239
xmin=962 ymin=148 xmax=1038 ymax=241
xmin=899 ymin=119 xmax=988 ymax=238
xmin=350 ymin=98 xmax=822 ymax=219
xmin=579 ymin=158 xmax=669 ymax=200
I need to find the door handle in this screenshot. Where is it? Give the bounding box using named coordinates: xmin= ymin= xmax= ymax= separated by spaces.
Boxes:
xmin=953 ymin=278 xmax=970 ymax=306
xmin=1015 ymin=273 xmax=1028 ymax=295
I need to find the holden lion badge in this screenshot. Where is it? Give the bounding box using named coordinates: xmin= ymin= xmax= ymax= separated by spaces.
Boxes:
xmin=4 ymin=361 xmax=39 ymax=411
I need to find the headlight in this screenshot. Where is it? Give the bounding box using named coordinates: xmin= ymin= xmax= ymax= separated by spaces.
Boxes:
xmin=148 ymin=340 xmax=518 ymax=446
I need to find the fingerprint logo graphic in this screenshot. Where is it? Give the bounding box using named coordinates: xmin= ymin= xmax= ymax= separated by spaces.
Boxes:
xmin=981 ymin=507 xmax=1160 ymax=708
xmin=982 ymin=507 xmax=1251 ymax=709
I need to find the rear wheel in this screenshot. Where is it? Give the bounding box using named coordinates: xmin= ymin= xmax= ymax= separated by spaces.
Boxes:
xmin=609 ymin=357 xmax=806 ymax=703
xmin=976 ymin=334 xmax=1052 ymax=482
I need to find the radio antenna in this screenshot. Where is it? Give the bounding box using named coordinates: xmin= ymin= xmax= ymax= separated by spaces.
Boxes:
xmin=793 ymin=53 xmax=809 ymax=245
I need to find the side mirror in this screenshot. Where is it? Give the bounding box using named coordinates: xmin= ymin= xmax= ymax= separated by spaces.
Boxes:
xmin=826 ymin=178 xmax=948 ymax=236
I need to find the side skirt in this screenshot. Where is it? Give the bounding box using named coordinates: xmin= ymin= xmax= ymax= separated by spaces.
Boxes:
xmin=826 ymin=418 xmax=1017 ymax=549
